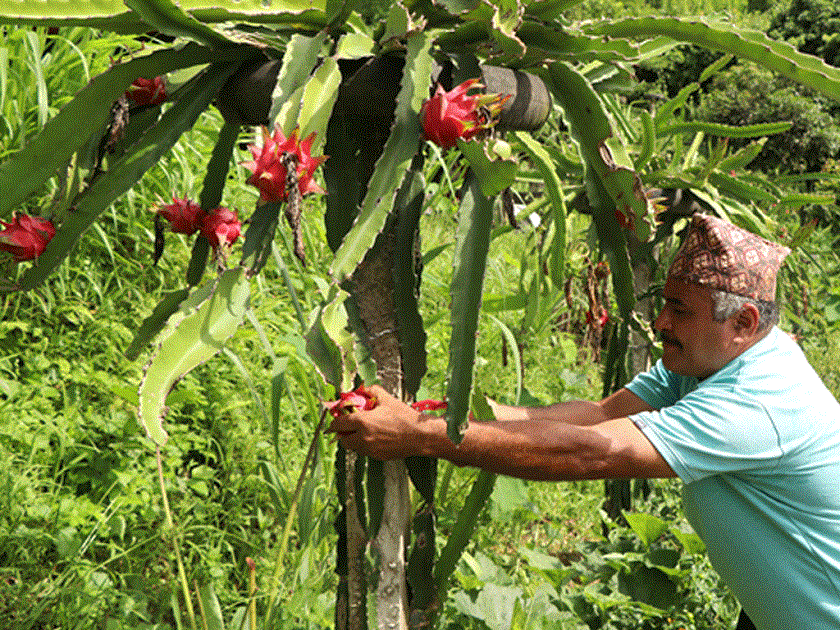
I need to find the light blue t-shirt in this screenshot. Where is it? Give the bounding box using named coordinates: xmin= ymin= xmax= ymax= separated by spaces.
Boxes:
xmin=627 ymin=327 xmax=840 ymax=630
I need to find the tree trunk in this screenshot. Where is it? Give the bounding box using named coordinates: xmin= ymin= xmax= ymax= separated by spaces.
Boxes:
xmin=352 ymin=228 xmax=412 ymax=630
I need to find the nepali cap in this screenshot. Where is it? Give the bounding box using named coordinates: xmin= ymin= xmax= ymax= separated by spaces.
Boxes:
xmin=667 ymin=213 xmax=790 ymax=301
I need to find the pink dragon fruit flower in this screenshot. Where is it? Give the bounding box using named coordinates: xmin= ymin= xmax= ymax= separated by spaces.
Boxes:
xmin=420 ymin=79 xmax=510 ymax=149
xmin=199 ymin=207 xmax=241 ymax=249
xmin=0 ymin=214 xmax=56 ymax=262
xmin=242 ymin=126 xmax=328 ymax=204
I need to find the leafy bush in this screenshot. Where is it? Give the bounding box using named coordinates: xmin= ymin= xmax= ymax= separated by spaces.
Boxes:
xmin=767 ymin=0 xmax=840 ymax=68
xmin=695 ymin=62 xmax=840 ymax=173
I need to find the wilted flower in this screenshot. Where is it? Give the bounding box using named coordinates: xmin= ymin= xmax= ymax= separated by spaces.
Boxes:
xmin=199 ymin=207 xmax=241 ymax=249
xmin=420 ymin=79 xmax=510 ymax=149
xmin=586 ymin=310 xmax=609 ymax=328
xmin=0 ymin=214 xmax=56 ymax=262
xmin=324 ymin=385 xmax=377 ymax=418
xmin=242 ymin=126 xmax=328 ymax=203
xmin=614 ymin=208 xmax=633 ymax=230
xmin=126 ymin=76 xmax=167 ymax=106
xmin=156 ymin=196 xmax=203 ymax=235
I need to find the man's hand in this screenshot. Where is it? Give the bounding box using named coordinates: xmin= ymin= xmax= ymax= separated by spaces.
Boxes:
xmin=325 ymin=384 xmax=675 ymax=480
xmin=326 ymin=385 xmax=437 ymax=460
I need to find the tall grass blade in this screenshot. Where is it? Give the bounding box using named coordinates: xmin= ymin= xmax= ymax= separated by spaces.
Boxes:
xmin=196 ymin=582 xmax=226 ymax=630
xmin=222 ymin=345 xmax=268 ymax=425
xmin=24 ymin=31 xmax=48 ymax=129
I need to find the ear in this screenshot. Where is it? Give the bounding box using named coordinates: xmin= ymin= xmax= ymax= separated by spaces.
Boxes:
xmin=733 ymin=303 xmax=760 ymax=340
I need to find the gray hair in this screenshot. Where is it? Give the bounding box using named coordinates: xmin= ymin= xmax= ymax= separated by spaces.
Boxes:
xmin=709 ymin=289 xmax=779 ymax=331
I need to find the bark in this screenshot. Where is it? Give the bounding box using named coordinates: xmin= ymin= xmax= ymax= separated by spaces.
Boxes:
xmin=353 ymin=229 xmax=412 ymax=630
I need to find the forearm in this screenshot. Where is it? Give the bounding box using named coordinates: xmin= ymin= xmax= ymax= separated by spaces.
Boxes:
xmin=327 ymin=386 xmax=671 ymax=479
xmin=490 ymin=388 xmax=653 ymax=426
xmin=489 ymin=399 xmax=612 ymax=426
xmin=417 ymin=415 xmax=613 ymax=481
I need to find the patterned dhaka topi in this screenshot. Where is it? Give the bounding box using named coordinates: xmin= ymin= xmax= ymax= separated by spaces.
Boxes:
xmin=667 ymin=213 xmax=790 ymax=301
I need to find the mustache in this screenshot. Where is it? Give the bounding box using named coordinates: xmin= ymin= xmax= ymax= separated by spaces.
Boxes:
xmin=659 ymin=332 xmax=683 ymax=348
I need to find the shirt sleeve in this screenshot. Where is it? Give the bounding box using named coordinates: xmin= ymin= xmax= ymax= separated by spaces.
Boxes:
xmin=625 ymin=359 xmax=688 ymax=409
xmin=631 ymin=387 xmax=784 ymax=483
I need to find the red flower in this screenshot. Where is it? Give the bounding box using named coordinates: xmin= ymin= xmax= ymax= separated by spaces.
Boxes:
xmin=126 ymin=76 xmax=167 ymax=106
xmin=199 ymin=207 xmax=241 ymax=249
xmin=420 ymin=79 xmax=510 ymax=149
xmin=324 ymin=385 xmax=377 ymax=418
xmin=411 ymin=399 xmax=447 ymax=412
xmin=0 ymin=214 xmax=56 ymax=262
xmin=242 ymin=126 xmax=328 ymax=203
xmin=157 ymin=196 xmax=203 ymax=235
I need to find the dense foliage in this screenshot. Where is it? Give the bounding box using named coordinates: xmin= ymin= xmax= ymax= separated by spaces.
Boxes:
xmin=767 ymin=0 xmax=840 ymax=68
xmin=1 ymin=0 xmax=840 ymax=626
xmin=696 ymin=63 xmax=840 ymax=173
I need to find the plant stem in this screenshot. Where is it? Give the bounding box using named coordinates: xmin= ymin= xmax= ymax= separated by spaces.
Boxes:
xmin=156 ymin=446 xmax=198 ymax=630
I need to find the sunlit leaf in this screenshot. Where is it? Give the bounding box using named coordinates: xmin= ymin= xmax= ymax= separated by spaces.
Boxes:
xmin=138 ymin=267 xmax=250 ymax=446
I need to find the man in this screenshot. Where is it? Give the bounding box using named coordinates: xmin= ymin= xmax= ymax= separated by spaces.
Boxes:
xmin=328 ymin=214 xmax=840 ymax=630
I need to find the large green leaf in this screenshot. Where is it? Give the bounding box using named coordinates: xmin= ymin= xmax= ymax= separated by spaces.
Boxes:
xmin=329 ymin=31 xmax=435 ymax=282
xmin=543 ymin=61 xmax=653 ymax=242
xmin=123 ymin=0 xmax=233 ymax=48
xmin=434 ymin=469 xmax=496 ymax=604
xmin=304 ymin=291 xmax=352 ymax=394
xmin=624 ymin=511 xmax=668 ymax=548
xmin=269 ymin=31 xmax=330 ymax=128
xmin=459 ymin=140 xmax=517 ymax=198
xmin=138 ymin=267 xmax=251 ymax=446
xmin=514 ymin=131 xmax=565 ymax=289
xmin=587 ymin=17 xmax=840 ymax=101
xmin=201 ymin=117 xmax=240 ymax=211
xmin=241 ymin=201 xmax=282 ymax=276
xmin=124 ymin=288 xmax=191 ymax=361
xmin=294 ymin=56 xmax=341 ymax=152
xmin=0 ymin=0 xmax=327 ymax=28
xmin=14 ymin=55 xmax=251 ymax=291
xmin=0 ymin=42 xmax=229 ymax=217
xmin=392 ymin=157 xmax=427 ymax=399
xmin=445 ymin=173 xmax=494 ymax=444
xmin=659 ymin=120 xmax=793 ymax=139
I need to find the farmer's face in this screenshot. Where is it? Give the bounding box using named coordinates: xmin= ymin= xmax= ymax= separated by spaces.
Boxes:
xmin=654 ymin=277 xmax=740 ymax=379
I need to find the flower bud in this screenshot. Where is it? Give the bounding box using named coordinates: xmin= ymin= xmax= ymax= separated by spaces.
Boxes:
xmin=126 ymin=76 xmax=167 ymax=106
xmin=157 ymin=197 xmax=202 ymax=235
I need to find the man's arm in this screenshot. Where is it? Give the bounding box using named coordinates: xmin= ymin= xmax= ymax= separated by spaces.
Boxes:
xmin=328 ymin=385 xmax=675 ymax=481
xmin=489 ymin=387 xmax=654 ymax=425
